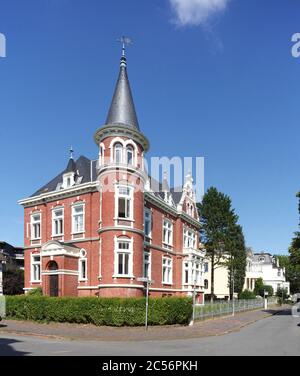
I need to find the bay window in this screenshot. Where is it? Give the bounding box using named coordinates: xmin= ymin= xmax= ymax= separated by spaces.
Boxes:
xmin=114 ymin=239 xmax=133 ymax=277
xmin=117 ymin=186 xmax=133 ymax=219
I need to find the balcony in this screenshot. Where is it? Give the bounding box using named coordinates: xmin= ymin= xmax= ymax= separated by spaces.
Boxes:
xmin=183 ymin=247 xmax=206 ymax=258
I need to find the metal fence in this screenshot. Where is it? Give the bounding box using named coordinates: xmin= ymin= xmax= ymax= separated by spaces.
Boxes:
xmin=194 ymin=298 xmax=278 ymax=321
xmin=0 ymin=296 xmax=5 ymax=318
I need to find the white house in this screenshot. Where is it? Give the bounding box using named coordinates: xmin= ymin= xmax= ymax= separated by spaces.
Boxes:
xmin=244 ymin=251 xmax=290 ymax=295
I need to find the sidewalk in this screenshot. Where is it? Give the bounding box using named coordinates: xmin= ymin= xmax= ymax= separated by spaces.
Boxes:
xmin=0 ymin=307 xmax=287 ymax=342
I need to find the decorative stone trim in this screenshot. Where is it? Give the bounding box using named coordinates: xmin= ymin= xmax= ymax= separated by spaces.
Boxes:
xmin=94 ymin=124 xmax=150 ymax=152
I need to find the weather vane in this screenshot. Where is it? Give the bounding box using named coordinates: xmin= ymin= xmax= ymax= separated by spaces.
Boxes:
xmin=117 ymin=36 xmax=133 ymax=57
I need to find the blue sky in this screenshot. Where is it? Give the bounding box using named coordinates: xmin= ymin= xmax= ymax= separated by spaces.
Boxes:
xmin=0 ymin=0 xmax=300 ymax=254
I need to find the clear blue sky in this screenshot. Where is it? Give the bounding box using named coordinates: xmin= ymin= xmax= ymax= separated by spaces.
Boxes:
xmin=0 ymin=0 xmax=300 ymax=254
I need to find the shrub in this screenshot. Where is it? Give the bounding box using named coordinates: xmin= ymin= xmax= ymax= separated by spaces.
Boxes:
xmin=27 ymin=287 xmax=43 ymax=296
xmin=239 ymin=290 xmax=257 ymax=300
xmin=5 ymin=296 xmax=193 ymax=326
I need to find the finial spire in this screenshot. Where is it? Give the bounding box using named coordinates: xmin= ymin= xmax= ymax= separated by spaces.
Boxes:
xmin=117 ymin=36 xmax=132 ymax=67
xmin=69 ymin=146 xmax=74 ymax=160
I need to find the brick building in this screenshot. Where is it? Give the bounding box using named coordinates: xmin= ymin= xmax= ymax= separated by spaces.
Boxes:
xmin=19 ymin=46 xmax=205 ymax=301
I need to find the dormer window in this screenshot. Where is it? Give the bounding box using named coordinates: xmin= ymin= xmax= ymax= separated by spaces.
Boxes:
xmin=62 ymin=172 xmax=75 ymax=189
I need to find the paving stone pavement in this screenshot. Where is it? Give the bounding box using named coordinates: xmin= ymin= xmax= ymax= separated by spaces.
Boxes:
xmin=0 ymin=306 xmax=286 ymax=342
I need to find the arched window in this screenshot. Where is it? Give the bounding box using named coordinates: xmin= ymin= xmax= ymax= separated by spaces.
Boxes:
xmin=99 ymin=146 xmax=104 ymax=165
xmin=126 ymin=145 xmax=134 ymax=166
xmin=114 ymin=143 xmax=123 ymax=164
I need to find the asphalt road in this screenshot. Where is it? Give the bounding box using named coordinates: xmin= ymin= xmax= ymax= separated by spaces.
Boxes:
xmin=0 ymin=310 xmax=299 ymax=356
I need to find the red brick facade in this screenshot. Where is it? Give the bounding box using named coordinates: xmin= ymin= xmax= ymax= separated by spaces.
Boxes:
xmin=20 ymin=53 xmax=205 ymax=301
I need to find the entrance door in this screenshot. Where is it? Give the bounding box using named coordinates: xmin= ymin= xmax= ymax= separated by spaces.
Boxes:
xmin=47 ymin=261 xmax=59 ymax=297
xmin=49 ymin=274 xmax=59 ymax=297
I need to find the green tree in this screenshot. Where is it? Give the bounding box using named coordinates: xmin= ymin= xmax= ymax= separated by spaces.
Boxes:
xmin=224 ymin=224 xmax=247 ymax=299
xmin=254 ymin=278 xmax=264 ymax=296
xmin=254 ymin=278 xmax=273 ymax=297
xmin=197 ymin=187 xmax=240 ymax=302
xmin=3 ymin=269 xmax=24 ymax=295
xmin=288 ymin=234 xmax=300 ymax=293
xmin=276 ymin=287 xmax=289 ymax=303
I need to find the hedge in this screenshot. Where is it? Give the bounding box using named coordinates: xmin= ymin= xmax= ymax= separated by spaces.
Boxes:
xmin=5 ymin=296 xmax=193 ymax=326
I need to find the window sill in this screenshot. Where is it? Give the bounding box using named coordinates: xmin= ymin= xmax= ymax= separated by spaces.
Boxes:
xmin=114 ymin=218 xmax=135 ymax=222
xmin=52 ymin=234 xmax=64 ymax=238
xmin=30 ymin=280 xmax=41 ymax=284
xmin=162 ymin=282 xmax=173 ymax=286
xmin=162 ymin=243 xmax=173 ymax=249
xmin=78 ymin=279 xmax=88 ymax=282
xmin=112 ymin=275 xmax=135 ymax=279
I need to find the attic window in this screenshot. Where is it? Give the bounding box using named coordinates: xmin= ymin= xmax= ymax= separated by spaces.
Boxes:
xmin=259 ymin=257 xmax=265 ymax=262
xmin=63 ymin=172 xmax=75 ymax=189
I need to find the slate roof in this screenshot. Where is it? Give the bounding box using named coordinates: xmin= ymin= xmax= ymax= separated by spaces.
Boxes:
xmin=31 ymin=156 xmax=97 ymax=197
xmin=105 ymin=55 xmax=140 ymax=130
xmin=253 ymin=253 xmax=274 ymax=265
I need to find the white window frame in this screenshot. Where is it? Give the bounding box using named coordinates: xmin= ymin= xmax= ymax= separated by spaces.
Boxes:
xmin=31 ymin=254 xmax=41 ymax=282
xmin=114 ymin=142 xmax=123 ymax=164
xmin=183 ymin=228 xmax=196 ymax=249
xmin=163 ymin=219 xmax=173 ymax=247
xmin=183 ymin=262 xmax=189 ymax=285
xmin=72 ymin=203 xmax=85 ymax=235
xmin=79 ymin=258 xmax=87 ymax=281
xmin=114 ymin=238 xmax=133 ymax=278
xmin=31 ymin=213 xmax=41 ymax=240
xmin=63 ymin=171 xmax=75 ymax=189
xmin=162 ymin=256 xmax=172 ymax=285
xmin=144 ymin=208 xmax=152 ymax=238
xmin=143 ymin=250 xmax=151 ymax=280
xmin=52 ymin=207 xmax=64 ymax=237
xmin=115 ymin=185 xmax=134 ymax=221
xmin=126 ymin=145 xmax=134 ymax=166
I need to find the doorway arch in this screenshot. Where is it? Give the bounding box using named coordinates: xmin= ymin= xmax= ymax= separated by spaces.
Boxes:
xmin=46 ymin=261 xmax=59 ymax=297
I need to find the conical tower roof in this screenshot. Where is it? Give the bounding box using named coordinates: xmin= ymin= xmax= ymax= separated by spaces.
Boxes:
xmin=105 ymin=54 xmax=140 ymax=130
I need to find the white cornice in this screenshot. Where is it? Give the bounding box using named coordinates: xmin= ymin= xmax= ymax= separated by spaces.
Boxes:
xmin=18 ymin=182 xmax=98 ymax=208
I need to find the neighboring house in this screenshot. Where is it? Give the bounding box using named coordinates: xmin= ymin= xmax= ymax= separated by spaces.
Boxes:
xmin=0 ymin=241 xmax=25 ymax=295
xmin=244 ymin=251 xmax=290 ymax=295
xmin=203 ymin=256 xmax=238 ymax=300
xmin=19 ymin=48 xmax=206 ymax=301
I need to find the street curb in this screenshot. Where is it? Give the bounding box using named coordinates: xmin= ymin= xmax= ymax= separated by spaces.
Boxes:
xmin=0 ymin=308 xmax=287 ymax=343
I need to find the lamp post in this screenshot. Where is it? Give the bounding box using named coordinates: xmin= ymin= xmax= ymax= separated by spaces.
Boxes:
xmin=137 ymin=277 xmax=154 ymax=331
xmin=192 ymin=278 xmax=197 ymax=323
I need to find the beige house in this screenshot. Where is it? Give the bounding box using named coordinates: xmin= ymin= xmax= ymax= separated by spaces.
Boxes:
xmin=203 ymin=257 xmax=235 ymax=300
